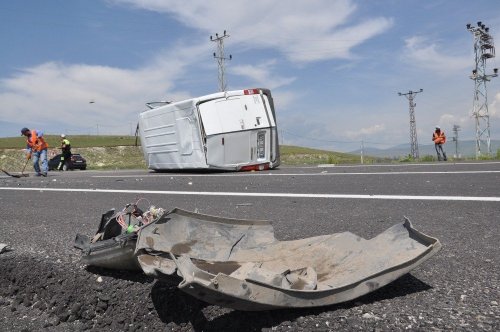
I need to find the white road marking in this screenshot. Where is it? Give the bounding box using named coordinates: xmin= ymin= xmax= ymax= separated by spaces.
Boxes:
xmin=89 ymin=170 xmax=500 ymax=178
xmin=317 ymin=161 xmax=500 ymax=167
xmin=0 ymin=187 xmax=499 ymax=202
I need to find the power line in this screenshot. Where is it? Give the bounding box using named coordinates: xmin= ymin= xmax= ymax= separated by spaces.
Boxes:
xmin=282 ymin=130 xmax=359 ymax=144
xmin=281 ymin=129 xmax=387 ymax=145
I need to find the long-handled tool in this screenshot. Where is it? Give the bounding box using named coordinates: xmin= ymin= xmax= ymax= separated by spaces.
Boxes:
xmin=1 ymin=158 xmax=30 ymax=178
xmin=19 ymin=157 xmax=30 ymax=177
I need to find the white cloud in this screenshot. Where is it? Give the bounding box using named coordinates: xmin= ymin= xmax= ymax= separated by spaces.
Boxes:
xmin=403 ymin=36 xmax=470 ymax=74
xmin=1 ymin=0 xmax=393 ymax=136
xmin=0 ymin=43 xmax=207 ymax=133
xmin=272 ymin=90 xmax=302 ymax=111
xmin=112 ymin=0 xmax=393 ymax=63
xmin=345 ymin=123 xmax=386 ymax=140
xmin=489 ymin=91 xmax=500 ymax=118
xmin=437 ymin=113 xmax=471 ymax=131
xmin=231 ymin=60 xmax=296 ymax=90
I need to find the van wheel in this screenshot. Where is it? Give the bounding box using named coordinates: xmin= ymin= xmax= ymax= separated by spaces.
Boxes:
xmin=62 ymin=164 xmax=68 ymax=171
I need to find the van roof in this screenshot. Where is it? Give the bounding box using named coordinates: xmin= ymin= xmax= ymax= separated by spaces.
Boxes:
xmin=145 ymin=88 xmax=269 ymax=110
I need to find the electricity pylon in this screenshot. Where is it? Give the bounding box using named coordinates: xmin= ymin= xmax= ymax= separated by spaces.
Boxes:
xmin=467 ymin=21 xmax=498 ymax=158
xmin=398 ymin=89 xmax=423 ymax=159
xmin=210 ymin=30 xmax=232 ymax=92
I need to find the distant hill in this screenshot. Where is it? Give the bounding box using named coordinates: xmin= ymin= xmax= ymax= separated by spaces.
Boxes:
xmin=350 ymin=140 xmax=500 ymax=158
xmin=280 ymin=145 xmax=386 ymax=165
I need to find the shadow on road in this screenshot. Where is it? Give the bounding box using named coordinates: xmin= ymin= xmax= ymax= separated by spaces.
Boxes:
xmin=150 ymin=273 xmax=432 ymax=331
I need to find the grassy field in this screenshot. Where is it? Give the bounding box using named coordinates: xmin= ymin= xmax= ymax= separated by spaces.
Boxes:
xmin=0 ymin=135 xmax=144 ymax=171
xmin=0 ymin=135 xmax=384 ymax=172
xmin=0 ymin=135 xmax=138 ymax=149
xmin=279 ymin=145 xmax=384 ymax=165
xmin=3 ymin=135 xmax=497 ymax=173
xmin=0 ymin=146 xmax=146 ymax=172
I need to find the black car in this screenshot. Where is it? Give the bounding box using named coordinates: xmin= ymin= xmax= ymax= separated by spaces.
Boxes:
xmin=48 ymin=154 xmax=87 ymax=171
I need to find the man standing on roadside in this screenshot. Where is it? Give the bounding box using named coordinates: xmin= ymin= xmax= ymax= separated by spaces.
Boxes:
xmin=21 ymin=127 xmax=49 ymax=176
xmin=432 ymin=126 xmax=447 ymax=161
xmin=58 ymin=134 xmax=72 ymax=170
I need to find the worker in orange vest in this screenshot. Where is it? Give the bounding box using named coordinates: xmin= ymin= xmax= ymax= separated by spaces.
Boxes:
xmin=21 ymin=127 xmax=49 ymax=176
xmin=432 ymin=126 xmax=447 ymax=161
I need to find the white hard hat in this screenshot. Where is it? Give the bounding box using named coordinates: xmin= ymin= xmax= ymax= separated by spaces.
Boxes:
xmin=435 ymin=126 xmax=440 ymax=129
xmin=61 ymin=134 xmax=66 ymax=138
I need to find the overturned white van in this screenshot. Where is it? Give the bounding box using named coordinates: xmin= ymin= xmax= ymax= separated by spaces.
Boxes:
xmin=138 ymin=88 xmax=280 ymax=171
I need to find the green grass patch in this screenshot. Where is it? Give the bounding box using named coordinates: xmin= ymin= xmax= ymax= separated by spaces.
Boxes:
xmin=11 ymin=134 xmax=497 ymax=172
xmin=0 ymin=135 xmax=144 ymax=171
xmin=75 ymin=146 xmax=146 ymax=170
xmin=0 ymin=146 xmax=146 ymax=171
xmin=279 ymin=145 xmax=381 ymax=165
xmin=0 ymin=135 xmax=139 ymax=149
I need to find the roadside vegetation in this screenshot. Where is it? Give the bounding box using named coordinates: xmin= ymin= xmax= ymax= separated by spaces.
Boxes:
xmin=0 ymin=135 xmax=144 ymax=171
xmin=279 ymin=145 xmax=388 ymax=165
xmin=0 ymin=135 xmax=137 ymax=149
xmin=1 ymin=136 xmax=499 ymax=172
xmin=398 ymin=150 xmax=500 ymax=162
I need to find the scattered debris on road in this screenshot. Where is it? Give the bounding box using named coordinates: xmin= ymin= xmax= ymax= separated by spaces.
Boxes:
xmin=0 ymin=243 xmax=12 ymax=254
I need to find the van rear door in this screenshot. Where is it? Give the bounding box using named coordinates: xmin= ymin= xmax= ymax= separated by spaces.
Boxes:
xmin=199 ymin=93 xmax=273 ymax=168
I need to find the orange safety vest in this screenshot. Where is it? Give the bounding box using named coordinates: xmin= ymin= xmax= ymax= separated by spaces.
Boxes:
xmin=432 ymin=130 xmax=446 ymax=145
xmin=26 ymin=129 xmax=49 ymax=151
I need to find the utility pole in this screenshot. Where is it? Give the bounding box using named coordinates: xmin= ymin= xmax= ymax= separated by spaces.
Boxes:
xmin=360 ymin=140 xmax=364 ymax=164
xmin=467 ymin=21 xmax=498 ymax=158
xmin=452 ymin=124 xmax=461 ymax=158
xmin=398 ymin=89 xmax=423 ymax=159
xmin=210 ymin=30 xmax=232 ymax=92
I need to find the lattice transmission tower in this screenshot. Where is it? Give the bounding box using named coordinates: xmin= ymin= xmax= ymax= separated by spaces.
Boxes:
xmin=398 ymin=89 xmax=423 ymax=159
xmin=210 ymin=30 xmax=232 ymax=92
xmin=467 ymin=21 xmax=498 ymax=158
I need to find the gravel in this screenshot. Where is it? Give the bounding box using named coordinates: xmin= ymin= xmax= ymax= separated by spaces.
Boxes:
xmin=2 ymin=247 xmax=499 ymax=331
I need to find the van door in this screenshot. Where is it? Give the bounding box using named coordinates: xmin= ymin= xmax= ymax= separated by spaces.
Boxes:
xmin=199 ymin=93 xmax=273 ymax=168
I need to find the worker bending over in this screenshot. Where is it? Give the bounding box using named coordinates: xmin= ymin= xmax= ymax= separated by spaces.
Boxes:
xmin=21 ymin=127 xmax=49 ymax=176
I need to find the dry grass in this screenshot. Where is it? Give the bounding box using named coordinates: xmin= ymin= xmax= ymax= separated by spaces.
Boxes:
xmin=280 ymin=145 xmax=376 ymax=165
xmin=0 ymin=146 xmax=146 ymax=172
xmin=0 ymin=136 xmax=375 ymax=172
xmin=0 ymin=135 xmax=138 ymax=149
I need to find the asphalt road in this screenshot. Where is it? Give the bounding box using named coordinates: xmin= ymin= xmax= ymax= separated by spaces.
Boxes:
xmin=0 ymin=162 xmax=499 ymax=331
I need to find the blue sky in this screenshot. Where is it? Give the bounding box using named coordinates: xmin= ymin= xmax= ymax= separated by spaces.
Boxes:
xmin=1 ymin=0 xmax=500 ymax=152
